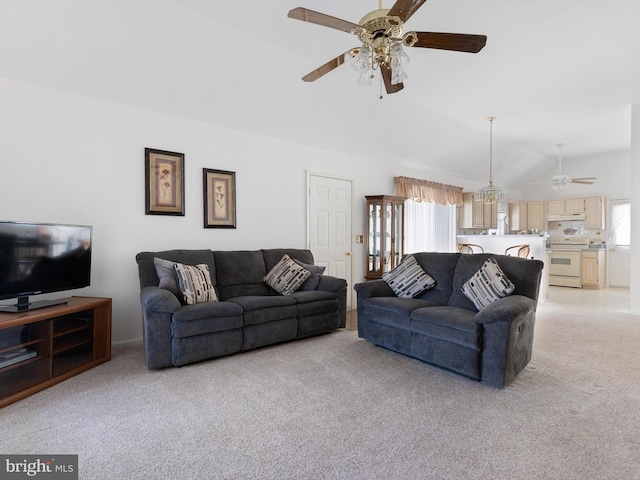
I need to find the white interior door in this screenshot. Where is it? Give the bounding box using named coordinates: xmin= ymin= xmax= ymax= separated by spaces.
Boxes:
xmin=307 ymin=173 xmax=353 ymax=308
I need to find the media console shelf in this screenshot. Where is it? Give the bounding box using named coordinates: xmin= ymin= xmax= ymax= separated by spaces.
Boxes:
xmin=0 ymin=296 xmax=111 ymax=408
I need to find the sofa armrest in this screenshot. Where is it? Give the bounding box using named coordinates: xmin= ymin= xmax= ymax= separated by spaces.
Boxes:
xmin=353 ymin=280 xmax=395 ymax=300
xmin=140 ymin=286 xmax=181 ymax=369
xmin=475 ymin=295 xmax=537 ymax=388
xmin=317 ymin=275 xmax=347 ymax=293
xmin=140 ymin=286 xmax=181 ymax=313
xmin=474 ymin=295 xmax=535 ymax=325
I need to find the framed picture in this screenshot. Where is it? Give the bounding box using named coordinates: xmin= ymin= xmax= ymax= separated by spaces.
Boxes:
xmin=145 ymin=148 xmax=185 ymax=216
xmin=203 ymin=168 xmax=236 ymax=228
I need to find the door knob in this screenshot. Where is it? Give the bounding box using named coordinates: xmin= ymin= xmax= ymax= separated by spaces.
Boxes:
xmin=346 ymin=251 xmax=353 ymax=256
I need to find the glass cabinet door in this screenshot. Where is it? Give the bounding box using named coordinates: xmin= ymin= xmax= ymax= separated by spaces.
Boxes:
xmin=365 ymin=195 xmax=406 ymax=280
xmin=368 ymin=200 xmax=382 ymax=276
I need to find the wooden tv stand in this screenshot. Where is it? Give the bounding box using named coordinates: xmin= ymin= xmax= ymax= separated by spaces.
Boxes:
xmin=0 ymin=296 xmax=111 ymax=408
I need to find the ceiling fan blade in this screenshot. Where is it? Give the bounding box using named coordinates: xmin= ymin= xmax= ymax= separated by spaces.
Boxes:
xmin=388 ymin=0 xmax=429 ymax=23
xmin=381 ymin=66 xmax=404 ymax=94
xmin=411 ymin=32 xmax=487 ymax=53
xmin=288 ymin=7 xmax=359 ymax=34
xmin=302 ymin=50 xmax=356 ymax=82
xmin=571 ymin=178 xmax=597 ymax=185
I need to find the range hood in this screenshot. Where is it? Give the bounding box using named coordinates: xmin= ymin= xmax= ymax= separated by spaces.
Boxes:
xmin=548 ymin=212 xmax=586 ymax=221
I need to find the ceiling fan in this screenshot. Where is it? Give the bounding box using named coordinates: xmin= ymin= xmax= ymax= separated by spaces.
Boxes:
xmin=287 ymin=0 xmax=487 ymax=94
xmin=550 ymin=143 xmax=597 ymax=190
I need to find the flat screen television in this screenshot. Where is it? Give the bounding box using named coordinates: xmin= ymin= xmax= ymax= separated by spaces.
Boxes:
xmin=0 ymin=221 xmax=92 ymax=312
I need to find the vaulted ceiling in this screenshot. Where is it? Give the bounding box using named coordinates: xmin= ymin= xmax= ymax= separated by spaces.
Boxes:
xmin=1 ymin=0 xmax=638 ymax=190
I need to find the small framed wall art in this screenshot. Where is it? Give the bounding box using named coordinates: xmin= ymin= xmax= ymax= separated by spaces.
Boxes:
xmin=203 ymin=168 xmax=236 ymax=228
xmin=145 ymin=148 xmax=185 ymax=216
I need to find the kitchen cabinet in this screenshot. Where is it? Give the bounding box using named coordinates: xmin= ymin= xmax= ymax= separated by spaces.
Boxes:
xmin=585 ymin=196 xmax=605 ymax=229
xmin=527 ymin=201 xmax=545 ymax=230
xmin=547 ymin=200 xmax=565 ymax=216
xmin=566 ymin=198 xmax=585 ymax=213
xmin=548 ymin=198 xmax=585 ymax=215
xmin=459 ymin=193 xmax=497 ymax=229
xmin=509 ymin=201 xmax=528 ymax=231
xmin=582 ymin=249 xmax=605 ymax=288
xmin=365 ymin=195 xmax=405 ymax=280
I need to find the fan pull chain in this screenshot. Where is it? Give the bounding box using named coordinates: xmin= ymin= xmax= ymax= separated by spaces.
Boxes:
xmin=379 ymin=72 xmax=384 ymax=99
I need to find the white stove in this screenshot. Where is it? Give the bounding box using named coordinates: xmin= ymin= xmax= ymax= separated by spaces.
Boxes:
xmin=548 ymin=237 xmax=589 ymax=287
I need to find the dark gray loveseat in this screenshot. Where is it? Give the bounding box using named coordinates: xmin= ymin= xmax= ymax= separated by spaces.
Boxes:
xmin=136 ymin=248 xmax=347 ymax=369
xmin=354 ymin=252 xmax=544 ymax=388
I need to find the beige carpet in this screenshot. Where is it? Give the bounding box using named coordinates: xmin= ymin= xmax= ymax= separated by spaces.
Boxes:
xmin=1 ymin=303 xmax=639 ymax=479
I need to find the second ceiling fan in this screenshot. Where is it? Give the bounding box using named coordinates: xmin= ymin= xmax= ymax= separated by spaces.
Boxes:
xmin=288 ymin=0 xmax=487 ymax=94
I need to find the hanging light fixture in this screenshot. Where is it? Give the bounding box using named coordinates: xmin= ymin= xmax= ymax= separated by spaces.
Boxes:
xmin=476 ymin=116 xmax=506 ymax=204
xmin=350 ymin=1 xmax=416 ymax=87
xmin=550 ymin=143 xmax=571 ymax=190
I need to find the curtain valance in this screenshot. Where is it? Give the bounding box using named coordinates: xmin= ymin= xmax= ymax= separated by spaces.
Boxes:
xmin=394 ymin=176 xmax=464 ymax=207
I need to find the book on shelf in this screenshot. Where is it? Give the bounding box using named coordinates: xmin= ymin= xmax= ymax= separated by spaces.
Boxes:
xmin=0 ymin=348 xmax=37 ymax=368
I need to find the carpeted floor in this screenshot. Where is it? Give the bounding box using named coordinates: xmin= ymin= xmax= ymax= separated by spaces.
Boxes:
xmin=1 ymin=302 xmax=639 ymax=479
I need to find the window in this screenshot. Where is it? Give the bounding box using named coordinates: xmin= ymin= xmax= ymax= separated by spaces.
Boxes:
xmin=404 ymin=200 xmax=458 ymax=254
xmin=610 ymin=200 xmax=630 ymax=246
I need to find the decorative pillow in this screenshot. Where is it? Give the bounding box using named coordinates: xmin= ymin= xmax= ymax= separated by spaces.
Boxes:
xmin=382 ymin=255 xmax=436 ymax=298
xmin=293 ymin=259 xmax=326 ymax=291
xmin=462 ymin=257 xmax=515 ymax=310
xmin=264 ymin=254 xmax=311 ymax=295
xmin=153 ymin=257 xmax=181 ymax=298
xmin=173 ymin=263 xmax=218 ymax=305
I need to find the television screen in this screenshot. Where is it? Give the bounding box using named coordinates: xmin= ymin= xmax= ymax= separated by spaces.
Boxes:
xmin=0 ymin=221 xmax=92 ymax=312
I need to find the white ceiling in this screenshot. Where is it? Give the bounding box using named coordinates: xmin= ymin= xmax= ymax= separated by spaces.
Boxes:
xmin=1 ymin=0 xmax=639 ymax=189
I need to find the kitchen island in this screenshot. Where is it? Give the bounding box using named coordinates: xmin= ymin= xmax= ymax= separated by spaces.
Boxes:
xmin=457 ymin=234 xmax=548 ymax=302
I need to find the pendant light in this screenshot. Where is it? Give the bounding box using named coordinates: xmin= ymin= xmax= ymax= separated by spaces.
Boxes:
xmin=476 ymin=116 xmax=505 ymax=204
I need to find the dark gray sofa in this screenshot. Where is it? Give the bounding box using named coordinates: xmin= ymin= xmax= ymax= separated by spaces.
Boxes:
xmin=354 ymin=252 xmax=544 ymax=388
xmin=136 ymin=248 xmax=347 ymax=369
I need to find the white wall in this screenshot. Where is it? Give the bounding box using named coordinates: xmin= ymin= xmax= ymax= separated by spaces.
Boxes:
xmin=3 ymin=77 xmax=469 ymax=343
xmin=631 ymin=104 xmax=640 ymax=314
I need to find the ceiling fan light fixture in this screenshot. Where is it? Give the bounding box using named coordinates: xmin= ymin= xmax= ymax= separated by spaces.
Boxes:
xmin=390 ymin=43 xmax=409 ymax=85
xmin=348 ymin=7 xmax=411 ymax=89
xmin=550 ymin=174 xmax=570 ymax=190
xmin=477 ymin=116 xmax=506 ymax=204
xmin=352 ymin=46 xmax=374 ymax=85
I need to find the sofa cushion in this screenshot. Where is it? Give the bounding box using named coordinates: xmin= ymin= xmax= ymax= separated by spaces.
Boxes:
xmin=462 ymin=257 xmax=515 ymax=310
xmin=293 ymin=259 xmax=326 ymax=291
xmin=362 ymin=297 xmax=441 ymax=330
xmin=214 ymin=250 xmax=271 ymax=300
xmin=172 ymin=302 xmax=243 ymax=338
xmin=410 ymin=306 xmax=481 ymax=348
xmin=174 ymin=263 xmax=218 ymax=305
xmin=263 ymin=254 xmax=311 ymax=295
xmin=288 ymin=290 xmax=338 ymax=304
xmin=382 ymin=255 xmax=436 ymax=298
xmin=153 ymin=257 xmax=181 ymax=298
xmin=262 ymin=249 xmax=315 ymax=271
xmin=227 ymin=295 xmax=297 ymax=325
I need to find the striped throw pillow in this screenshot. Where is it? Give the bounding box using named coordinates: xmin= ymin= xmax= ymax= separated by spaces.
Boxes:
xmin=264 ymin=254 xmax=311 ymax=295
xmin=382 ymin=255 xmax=436 ymax=298
xmin=462 ymin=257 xmax=515 ymax=310
xmin=173 ymin=263 xmax=218 ymax=305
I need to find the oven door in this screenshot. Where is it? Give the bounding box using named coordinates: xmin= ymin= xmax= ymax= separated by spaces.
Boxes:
xmin=548 ymin=250 xmax=582 ymax=287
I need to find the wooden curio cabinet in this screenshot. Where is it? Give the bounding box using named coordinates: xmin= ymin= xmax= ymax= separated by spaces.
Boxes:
xmin=365 ymin=195 xmax=406 ymax=280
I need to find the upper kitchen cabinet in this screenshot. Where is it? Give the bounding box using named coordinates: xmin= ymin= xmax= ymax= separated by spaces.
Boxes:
xmin=548 ymin=198 xmax=585 ymax=215
xmin=527 ymin=201 xmax=545 ymax=230
xmin=585 ymin=196 xmax=606 ymax=229
xmin=509 ymin=201 xmax=528 ymax=231
xmin=459 ymin=192 xmax=497 ymax=229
